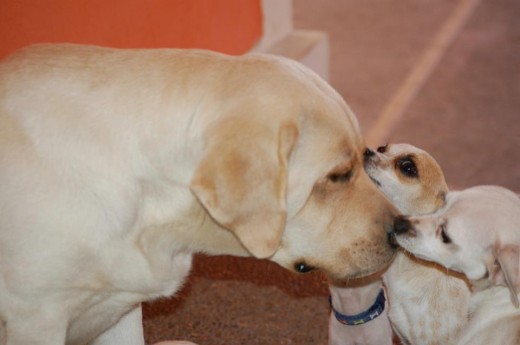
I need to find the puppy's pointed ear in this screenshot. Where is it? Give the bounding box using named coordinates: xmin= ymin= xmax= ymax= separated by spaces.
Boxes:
xmin=190 ymin=117 xmax=298 ymax=258
xmin=492 ymin=245 xmax=520 ymax=308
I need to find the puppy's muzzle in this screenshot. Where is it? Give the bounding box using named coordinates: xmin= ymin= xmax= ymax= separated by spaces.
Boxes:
xmin=387 ymin=231 xmax=398 ymax=249
xmin=393 ymin=215 xmax=415 ymax=238
xmin=394 ymin=216 xmax=412 ymax=234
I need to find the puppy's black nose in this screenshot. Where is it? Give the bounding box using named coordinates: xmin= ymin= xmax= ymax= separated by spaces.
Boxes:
xmin=364 ymin=148 xmax=375 ymax=161
xmin=394 ymin=216 xmax=412 ymax=235
xmin=387 ymin=231 xmax=398 ymax=249
xmin=376 ymin=144 xmax=388 ymax=153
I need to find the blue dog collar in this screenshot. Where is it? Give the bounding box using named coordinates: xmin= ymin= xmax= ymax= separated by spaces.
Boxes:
xmin=329 ymin=288 xmax=386 ymax=326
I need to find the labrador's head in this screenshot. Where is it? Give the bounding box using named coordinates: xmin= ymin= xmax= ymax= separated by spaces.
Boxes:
xmin=191 ymin=54 xmax=398 ymax=281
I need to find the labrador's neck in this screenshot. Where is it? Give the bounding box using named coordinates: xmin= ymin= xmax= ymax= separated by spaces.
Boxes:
xmin=172 ymin=200 xmax=252 ymax=257
xmin=136 ymin=183 xmax=250 ymax=260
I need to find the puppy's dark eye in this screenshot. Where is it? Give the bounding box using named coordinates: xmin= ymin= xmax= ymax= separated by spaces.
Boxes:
xmin=329 ymin=169 xmax=353 ymax=183
xmin=397 ymin=157 xmax=418 ymax=178
xmin=440 ymin=224 xmax=451 ymax=244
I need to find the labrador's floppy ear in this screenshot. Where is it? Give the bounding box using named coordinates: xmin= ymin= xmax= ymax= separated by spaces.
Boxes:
xmin=190 ymin=116 xmax=298 ymax=258
xmin=492 ymin=245 xmax=520 ymax=308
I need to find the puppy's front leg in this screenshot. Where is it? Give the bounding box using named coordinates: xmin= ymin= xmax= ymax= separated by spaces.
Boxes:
xmin=90 ymin=306 xmax=145 ymax=345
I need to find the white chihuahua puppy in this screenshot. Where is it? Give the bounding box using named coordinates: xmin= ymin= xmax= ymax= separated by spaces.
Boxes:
xmin=394 ymin=185 xmax=520 ymax=345
xmin=394 ymin=185 xmax=520 ymax=305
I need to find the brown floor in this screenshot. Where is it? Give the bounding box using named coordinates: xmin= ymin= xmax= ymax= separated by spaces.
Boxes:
xmin=143 ymin=1 xmax=520 ymax=344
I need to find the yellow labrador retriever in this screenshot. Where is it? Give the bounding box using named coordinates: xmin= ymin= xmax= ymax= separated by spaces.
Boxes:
xmin=0 ymin=44 xmax=398 ymax=345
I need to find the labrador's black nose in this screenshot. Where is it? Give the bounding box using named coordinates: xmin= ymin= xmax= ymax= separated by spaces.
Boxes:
xmin=394 ymin=216 xmax=412 ymax=235
xmin=363 ymin=148 xmax=375 ymax=161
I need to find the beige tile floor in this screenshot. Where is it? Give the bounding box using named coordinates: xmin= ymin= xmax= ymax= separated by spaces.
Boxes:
xmin=144 ymin=1 xmax=520 ymax=343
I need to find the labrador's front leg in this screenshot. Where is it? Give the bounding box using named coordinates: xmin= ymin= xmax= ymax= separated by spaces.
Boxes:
xmin=90 ymin=306 xmax=144 ymax=345
xmin=6 ymin=310 xmax=67 ymax=345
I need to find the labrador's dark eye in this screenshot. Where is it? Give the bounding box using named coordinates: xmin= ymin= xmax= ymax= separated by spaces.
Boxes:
xmin=397 ymin=157 xmax=418 ymax=178
xmin=294 ymin=262 xmax=315 ymax=273
xmin=329 ymin=169 xmax=353 ymax=183
xmin=440 ymin=224 xmax=451 ymax=244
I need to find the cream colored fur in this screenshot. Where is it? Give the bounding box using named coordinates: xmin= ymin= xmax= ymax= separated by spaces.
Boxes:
xmin=0 ymin=44 xmax=398 ymax=345
xmin=395 ymin=185 xmax=520 ymax=345
xmin=456 ymin=287 xmax=520 ymax=345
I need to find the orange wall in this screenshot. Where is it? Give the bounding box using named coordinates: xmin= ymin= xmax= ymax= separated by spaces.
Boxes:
xmin=0 ymin=0 xmax=262 ymax=59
